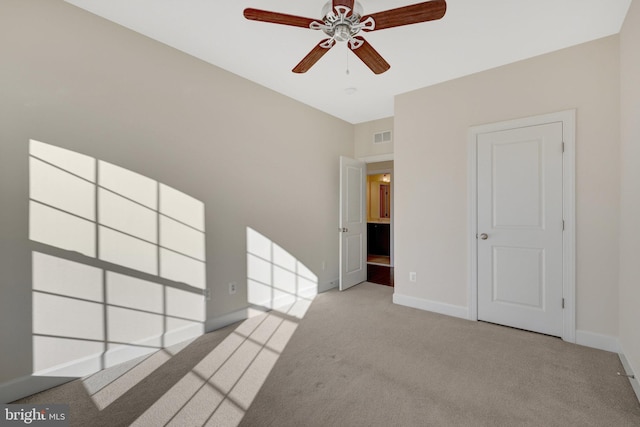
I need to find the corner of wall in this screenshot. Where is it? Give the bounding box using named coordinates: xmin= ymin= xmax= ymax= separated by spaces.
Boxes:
xmin=618 ymin=346 xmax=640 ymax=404
xmin=575 ymin=330 xmax=621 ymax=353
xmin=205 ymin=308 xmax=249 ymax=333
xmin=318 ymin=279 xmax=339 ymax=293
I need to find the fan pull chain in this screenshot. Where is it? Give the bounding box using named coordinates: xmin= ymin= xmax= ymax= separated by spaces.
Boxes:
xmin=346 ymin=51 xmax=350 ymax=75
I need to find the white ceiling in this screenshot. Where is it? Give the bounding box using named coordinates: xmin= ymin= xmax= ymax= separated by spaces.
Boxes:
xmin=65 ymin=0 xmax=631 ymax=124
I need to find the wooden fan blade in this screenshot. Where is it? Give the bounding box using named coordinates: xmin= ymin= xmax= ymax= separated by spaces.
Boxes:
xmin=349 ymin=37 xmax=390 ymax=74
xmin=293 ymin=40 xmax=335 ymax=73
xmin=333 ymin=0 xmax=355 ymax=13
xmin=362 ymin=0 xmax=446 ymax=32
xmin=244 ymin=8 xmax=320 ymax=28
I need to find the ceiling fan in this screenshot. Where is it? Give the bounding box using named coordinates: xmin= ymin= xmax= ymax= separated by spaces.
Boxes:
xmin=243 ymin=0 xmax=447 ymax=74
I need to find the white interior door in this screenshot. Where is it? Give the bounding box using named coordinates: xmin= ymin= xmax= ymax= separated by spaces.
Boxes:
xmin=339 ymin=156 xmax=366 ymax=291
xmin=477 ymin=122 xmax=564 ymax=336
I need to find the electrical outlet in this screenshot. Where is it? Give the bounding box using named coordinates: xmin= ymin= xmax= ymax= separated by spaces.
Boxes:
xmin=229 ymin=282 xmax=237 ymax=295
xmin=409 ymin=272 xmax=417 ymax=282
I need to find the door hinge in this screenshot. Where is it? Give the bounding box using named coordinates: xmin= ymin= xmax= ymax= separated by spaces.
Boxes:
xmin=562 ymin=298 xmax=565 ymax=309
xmin=562 ymin=142 xmax=565 ymax=153
xmin=562 ymin=220 xmax=565 ymax=231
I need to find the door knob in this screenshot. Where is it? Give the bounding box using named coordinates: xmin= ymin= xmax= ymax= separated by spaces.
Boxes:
xmin=480 ymin=233 xmax=488 ymax=240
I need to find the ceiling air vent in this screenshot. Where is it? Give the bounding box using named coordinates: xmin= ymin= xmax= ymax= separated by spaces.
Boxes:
xmin=373 ymin=130 xmax=392 ymax=144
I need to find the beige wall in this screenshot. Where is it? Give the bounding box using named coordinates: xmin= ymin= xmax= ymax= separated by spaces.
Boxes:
xmin=354 ymin=117 xmax=394 ymax=159
xmin=619 ymin=0 xmax=640 ymax=381
xmin=394 ymin=36 xmax=621 ymax=337
xmin=0 ymin=0 xmax=353 ymax=396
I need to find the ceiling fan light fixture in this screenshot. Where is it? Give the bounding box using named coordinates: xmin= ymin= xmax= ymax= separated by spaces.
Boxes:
xmin=333 ymin=24 xmax=351 ymax=42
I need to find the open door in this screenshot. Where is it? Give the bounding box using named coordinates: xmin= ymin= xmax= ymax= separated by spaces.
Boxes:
xmin=339 ymin=156 xmax=366 ymax=290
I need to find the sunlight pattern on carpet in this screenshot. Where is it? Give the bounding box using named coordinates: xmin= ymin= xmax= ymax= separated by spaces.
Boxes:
xmin=130 ymin=300 xmax=313 ymax=426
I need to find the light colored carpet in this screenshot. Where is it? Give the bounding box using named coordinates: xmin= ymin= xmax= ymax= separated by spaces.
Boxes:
xmin=15 ymin=282 xmax=640 ymax=426
xmin=239 ymin=283 xmax=640 ymax=426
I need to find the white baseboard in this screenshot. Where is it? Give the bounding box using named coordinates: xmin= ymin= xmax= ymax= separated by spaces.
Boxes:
xmin=318 ymin=279 xmax=338 ymax=293
xmin=205 ymin=308 xmax=248 ymax=333
xmin=0 ymin=375 xmax=75 ymax=404
xmin=575 ymin=330 xmax=621 ymax=353
xmin=393 ymin=292 xmax=469 ymax=320
xmin=4 ymin=315 xmax=248 ymax=403
xmin=619 ymin=347 xmax=640 ymax=404
xmin=205 ymin=290 xmax=324 ymax=333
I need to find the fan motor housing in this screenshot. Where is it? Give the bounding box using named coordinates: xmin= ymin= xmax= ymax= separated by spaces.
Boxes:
xmin=320 ymin=1 xmax=366 ymax=40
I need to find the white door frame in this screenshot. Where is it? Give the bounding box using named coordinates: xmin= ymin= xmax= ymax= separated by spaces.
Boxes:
xmin=359 ymin=153 xmax=395 ymax=268
xmin=366 ymin=167 xmax=394 ymax=267
xmin=467 ymin=110 xmax=576 ymax=343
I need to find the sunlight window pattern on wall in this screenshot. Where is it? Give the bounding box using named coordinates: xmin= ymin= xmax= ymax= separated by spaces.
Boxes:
xmin=246 ymin=227 xmax=317 ymax=312
xmin=29 ymin=139 xmax=207 ymax=377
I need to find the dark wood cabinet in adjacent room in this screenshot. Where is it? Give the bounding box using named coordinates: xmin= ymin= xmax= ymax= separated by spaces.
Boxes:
xmin=368 ymin=222 xmax=391 ymax=256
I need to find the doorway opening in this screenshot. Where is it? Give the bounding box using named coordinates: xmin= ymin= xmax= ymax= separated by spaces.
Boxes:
xmin=366 ymin=162 xmax=394 ymax=287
